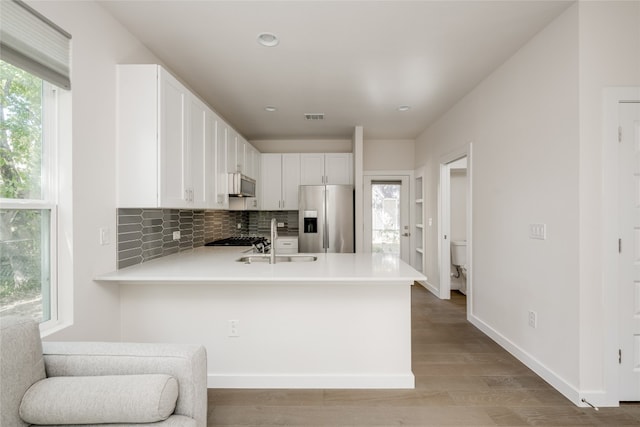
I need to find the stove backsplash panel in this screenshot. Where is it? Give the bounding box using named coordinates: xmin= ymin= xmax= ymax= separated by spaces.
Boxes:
xmin=117 ymin=209 xmax=298 ymax=269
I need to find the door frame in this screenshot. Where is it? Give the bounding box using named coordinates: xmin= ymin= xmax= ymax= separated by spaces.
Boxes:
xmin=363 ymin=170 xmax=413 ymax=263
xmin=603 ymin=87 xmax=640 ymax=405
xmin=438 ymin=144 xmax=473 ymax=307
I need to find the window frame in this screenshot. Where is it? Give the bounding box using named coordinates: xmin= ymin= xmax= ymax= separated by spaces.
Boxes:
xmin=0 ymin=78 xmax=59 ymax=329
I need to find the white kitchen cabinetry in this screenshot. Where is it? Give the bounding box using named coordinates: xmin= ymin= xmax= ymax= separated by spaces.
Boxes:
xmin=212 ymin=110 xmax=229 ymax=209
xmin=236 ymin=136 xmax=247 ymax=175
xmin=226 ymin=126 xmax=238 ymax=174
xmin=228 ymin=150 xmax=261 ymax=211
xmin=276 ymin=236 xmax=298 ymax=254
xmin=189 ymin=95 xmax=214 ymax=209
xmin=300 ymin=153 xmax=352 ymax=185
xmin=245 ymin=144 xmax=260 ymax=180
xmin=117 ymin=64 xmax=260 ymax=209
xmin=117 ymin=64 xmax=208 ymax=208
xmin=261 ymin=153 xmax=300 ymax=210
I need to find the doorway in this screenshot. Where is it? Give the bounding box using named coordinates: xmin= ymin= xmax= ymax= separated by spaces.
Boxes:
xmin=618 ymin=101 xmax=640 ymax=401
xmin=364 ymin=174 xmax=411 ymax=264
xmin=438 ymin=145 xmax=472 ymax=305
xmin=603 ymin=88 xmax=640 ymax=405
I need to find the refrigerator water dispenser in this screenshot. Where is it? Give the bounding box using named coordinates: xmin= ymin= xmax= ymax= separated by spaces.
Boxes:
xmin=303 ymin=210 xmax=318 ymax=233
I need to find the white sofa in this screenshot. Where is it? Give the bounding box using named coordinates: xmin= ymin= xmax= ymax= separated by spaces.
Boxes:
xmin=0 ymin=317 xmax=207 ymax=427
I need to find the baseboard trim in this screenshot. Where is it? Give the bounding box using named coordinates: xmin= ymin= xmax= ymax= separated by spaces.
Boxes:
xmin=420 ymin=280 xmax=439 ymax=297
xmin=468 ymin=313 xmax=581 ymax=406
xmin=208 ymin=373 xmax=415 ymax=389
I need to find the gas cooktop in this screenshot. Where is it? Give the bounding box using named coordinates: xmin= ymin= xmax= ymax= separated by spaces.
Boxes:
xmin=205 ymin=236 xmax=268 ymax=247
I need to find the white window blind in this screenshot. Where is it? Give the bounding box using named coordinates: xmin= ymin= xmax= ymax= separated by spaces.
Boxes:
xmin=0 ymin=0 xmax=71 ymax=89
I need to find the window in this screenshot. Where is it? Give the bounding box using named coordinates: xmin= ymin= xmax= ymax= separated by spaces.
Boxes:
xmin=0 ymin=60 xmax=58 ymax=323
xmin=0 ymin=0 xmax=70 ymax=328
xmin=371 ymin=182 xmax=401 ymax=255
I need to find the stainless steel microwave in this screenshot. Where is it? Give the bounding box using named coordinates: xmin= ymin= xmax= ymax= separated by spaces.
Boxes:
xmin=228 ymin=173 xmax=256 ymax=197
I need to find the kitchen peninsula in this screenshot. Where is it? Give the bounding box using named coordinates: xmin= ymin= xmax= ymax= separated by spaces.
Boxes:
xmin=97 ymin=247 xmax=426 ymax=389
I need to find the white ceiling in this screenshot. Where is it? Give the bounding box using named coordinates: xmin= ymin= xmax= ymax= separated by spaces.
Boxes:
xmin=98 ymin=0 xmax=573 ymax=141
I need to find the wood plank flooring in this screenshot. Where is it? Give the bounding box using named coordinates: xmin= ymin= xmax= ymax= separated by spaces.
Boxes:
xmin=207 ymin=284 xmax=640 ymax=426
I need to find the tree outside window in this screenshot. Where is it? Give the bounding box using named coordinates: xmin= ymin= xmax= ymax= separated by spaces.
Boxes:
xmin=0 ymin=60 xmax=54 ymax=322
xmin=371 ymin=183 xmax=401 ymax=255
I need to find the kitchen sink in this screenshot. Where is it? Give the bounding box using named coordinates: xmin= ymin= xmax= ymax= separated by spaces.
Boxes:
xmin=236 ymin=255 xmax=318 ymax=264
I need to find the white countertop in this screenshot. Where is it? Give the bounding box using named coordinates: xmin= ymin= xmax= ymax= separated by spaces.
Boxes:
xmin=96 ymin=247 xmax=426 ymax=285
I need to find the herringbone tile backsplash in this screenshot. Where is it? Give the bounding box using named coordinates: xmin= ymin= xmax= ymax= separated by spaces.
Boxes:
xmin=117 ymin=209 xmax=298 ymax=269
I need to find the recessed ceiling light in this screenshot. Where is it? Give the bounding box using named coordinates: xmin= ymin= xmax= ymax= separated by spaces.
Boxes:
xmin=264 ymin=106 xmax=277 ymax=112
xmin=397 ymin=105 xmax=411 ymax=112
xmin=257 ymin=32 xmax=279 ymax=47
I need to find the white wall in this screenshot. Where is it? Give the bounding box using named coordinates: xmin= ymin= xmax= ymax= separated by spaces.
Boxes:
xmin=250 ymin=139 xmax=352 ymax=153
xmin=29 ymin=1 xmax=161 ymax=341
xmin=363 ymin=139 xmax=415 ymax=171
xmin=415 ymin=3 xmax=581 ymax=398
xmin=577 ymin=0 xmax=640 ymax=399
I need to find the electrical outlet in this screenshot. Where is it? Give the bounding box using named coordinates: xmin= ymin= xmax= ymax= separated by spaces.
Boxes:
xmin=277 ymin=222 xmax=285 ymax=228
xmin=528 ymin=310 xmax=537 ymax=328
xmin=228 ymin=320 xmax=239 ymax=337
xmin=173 ymin=231 xmax=181 ymax=241
xmin=529 ymin=223 xmax=546 ymax=240
xmin=237 ymin=223 xmax=242 ymax=229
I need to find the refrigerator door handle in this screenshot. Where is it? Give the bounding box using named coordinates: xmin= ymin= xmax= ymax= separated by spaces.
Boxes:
xmin=323 ymin=189 xmax=328 ymax=249
xmin=324 ymin=219 xmax=329 ymax=249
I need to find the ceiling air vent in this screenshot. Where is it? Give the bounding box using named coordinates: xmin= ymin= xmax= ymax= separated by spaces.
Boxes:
xmin=304 ymin=113 xmax=324 ymax=121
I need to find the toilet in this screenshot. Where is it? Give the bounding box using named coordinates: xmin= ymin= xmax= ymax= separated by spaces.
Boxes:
xmin=451 ymin=240 xmax=467 ymax=294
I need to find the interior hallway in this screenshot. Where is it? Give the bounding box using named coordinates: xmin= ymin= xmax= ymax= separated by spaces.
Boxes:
xmin=207 ymin=285 xmax=640 ymax=426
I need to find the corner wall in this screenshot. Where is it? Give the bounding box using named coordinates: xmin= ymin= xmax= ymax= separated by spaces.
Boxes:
xmin=577 ymin=0 xmax=640 ymax=402
xmin=29 ymin=1 xmax=162 ymax=341
xmin=363 ymin=139 xmax=415 ymax=171
xmin=415 ymin=3 xmax=581 ymax=398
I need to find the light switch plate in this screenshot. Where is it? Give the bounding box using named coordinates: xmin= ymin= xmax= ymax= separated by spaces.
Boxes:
xmin=529 ymin=223 xmax=546 ymax=240
xmin=99 ymin=228 xmax=110 ymax=245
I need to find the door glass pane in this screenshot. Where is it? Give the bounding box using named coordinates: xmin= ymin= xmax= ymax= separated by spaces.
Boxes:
xmin=371 ymin=183 xmax=400 ymax=255
xmin=0 ymin=209 xmax=51 ymax=322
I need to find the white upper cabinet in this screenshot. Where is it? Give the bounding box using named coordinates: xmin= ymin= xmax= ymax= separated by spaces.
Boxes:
xmin=236 ymin=136 xmax=247 ymax=175
xmin=212 ymin=110 xmax=229 ymax=209
xmin=117 ymin=64 xmax=197 ymax=208
xmin=261 ymin=153 xmax=300 ymax=210
xmin=158 ymin=68 xmax=190 ymax=207
xmin=226 ymin=126 xmax=238 ymax=174
xmin=116 ymin=64 xmax=258 ymax=209
xmin=325 ymin=153 xmax=353 ymax=185
xmin=188 ymin=95 xmax=212 ymax=209
xmin=299 ymin=153 xmax=324 ymax=185
xmin=300 ymin=153 xmax=353 ymax=185
xmin=244 ymin=144 xmax=260 ymax=180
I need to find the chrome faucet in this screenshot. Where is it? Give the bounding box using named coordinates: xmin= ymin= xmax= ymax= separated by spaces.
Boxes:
xmin=269 ymin=218 xmax=278 ymax=264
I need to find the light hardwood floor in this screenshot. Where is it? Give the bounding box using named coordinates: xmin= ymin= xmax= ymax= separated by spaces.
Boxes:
xmin=207 ymin=284 xmax=640 ymax=426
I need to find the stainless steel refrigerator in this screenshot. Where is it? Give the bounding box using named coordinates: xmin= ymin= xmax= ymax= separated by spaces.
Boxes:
xmin=298 ymin=185 xmax=354 ymax=253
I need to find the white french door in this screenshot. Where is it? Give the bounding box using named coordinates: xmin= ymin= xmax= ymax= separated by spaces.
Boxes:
xmin=363 ymin=175 xmax=410 ymax=264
